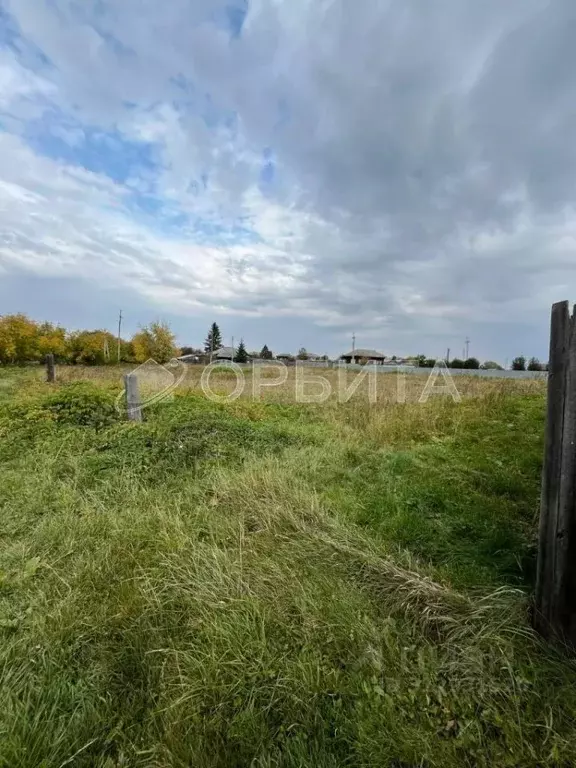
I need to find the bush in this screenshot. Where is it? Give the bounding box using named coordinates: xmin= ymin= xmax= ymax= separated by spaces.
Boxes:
xmin=527 ymin=357 xmax=542 ymax=371
xmin=450 ymin=358 xmax=465 ymax=369
xmin=512 ymin=356 xmax=526 ymax=371
xmin=415 ymin=355 xmax=436 ymax=368
xmin=42 ymin=383 xmax=118 ymax=428
xmin=463 ymin=357 xmax=480 ymax=369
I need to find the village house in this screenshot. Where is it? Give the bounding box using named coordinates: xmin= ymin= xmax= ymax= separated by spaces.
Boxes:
xmin=339 ymin=348 xmax=386 ymax=365
xmin=212 ymin=346 xmax=236 ymax=361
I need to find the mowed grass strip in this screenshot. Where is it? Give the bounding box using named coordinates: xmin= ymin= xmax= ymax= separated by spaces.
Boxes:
xmin=1 ymin=369 xmax=575 ymax=767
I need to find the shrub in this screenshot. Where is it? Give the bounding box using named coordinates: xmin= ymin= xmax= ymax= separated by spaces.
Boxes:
xmin=42 ymin=383 xmax=118 ymax=428
xmin=512 ymin=356 xmax=526 ymax=371
xmin=527 ymin=357 xmax=542 ymax=371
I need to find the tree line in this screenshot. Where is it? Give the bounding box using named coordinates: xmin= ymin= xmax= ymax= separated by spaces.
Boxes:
xmin=0 ymin=316 xmax=276 ymax=367
xmin=415 ymin=355 xmax=547 ymax=371
xmin=1 ymin=314 xmax=548 ymax=371
xmin=0 ymin=313 xmax=178 ymax=365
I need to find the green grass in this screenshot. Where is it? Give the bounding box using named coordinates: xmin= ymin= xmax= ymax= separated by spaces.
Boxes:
xmin=1 ymin=370 xmax=575 ymax=766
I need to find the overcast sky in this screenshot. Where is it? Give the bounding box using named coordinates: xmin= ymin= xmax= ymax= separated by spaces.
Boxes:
xmin=0 ymin=0 xmax=574 ymax=362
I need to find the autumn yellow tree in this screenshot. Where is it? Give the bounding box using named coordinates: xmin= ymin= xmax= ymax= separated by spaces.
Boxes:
xmin=119 ymin=339 xmax=135 ymax=363
xmin=131 ymin=321 xmax=177 ymax=364
xmin=37 ymin=322 xmax=68 ymax=361
xmin=0 ymin=313 xmax=174 ymax=366
xmin=0 ymin=314 xmax=41 ymax=363
xmin=68 ymin=330 xmax=117 ymax=365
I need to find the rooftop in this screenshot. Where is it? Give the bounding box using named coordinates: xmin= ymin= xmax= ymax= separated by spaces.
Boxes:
xmin=340 ymin=348 xmax=385 ymax=359
xmin=214 ymin=346 xmax=235 ymax=358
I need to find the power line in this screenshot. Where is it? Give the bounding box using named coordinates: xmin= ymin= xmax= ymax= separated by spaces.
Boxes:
xmin=117 ymin=309 xmax=123 ymax=364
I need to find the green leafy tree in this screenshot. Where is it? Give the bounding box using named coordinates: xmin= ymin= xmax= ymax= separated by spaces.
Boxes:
xmin=450 ymin=358 xmax=465 ymax=369
xmin=260 ymin=344 xmax=273 ymax=359
xmin=180 ymin=346 xmax=202 ymax=357
xmin=481 ymin=361 xmax=503 ymax=370
xmin=527 ymin=357 xmax=542 ymax=371
xmin=119 ymin=339 xmax=135 ymax=363
xmin=463 ymin=357 xmax=480 ymax=370
xmin=234 ymin=338 xmax=248 ymax=363
xmin=512 ymin=356 xmax=526 ymax=371
xmin=205 ymin=323 xmax=222 ymax=355
xmin=297 ymin=347 xmax=309 ymax=360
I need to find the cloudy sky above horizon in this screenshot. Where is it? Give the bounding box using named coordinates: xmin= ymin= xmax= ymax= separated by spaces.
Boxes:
xmin=0 ymin=0 xmax=574 ymax=362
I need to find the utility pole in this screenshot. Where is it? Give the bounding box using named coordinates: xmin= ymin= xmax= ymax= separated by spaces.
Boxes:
xmin=231 ymin=336 xmax=234 ymax=361
xmin=352 ymin=332 xmax=356 ymax=364
xmin=446 ymin=347 xmax=450 ymax=364
xmin=465 ymin=337 xmax=470 ymax=360
xmin=210 ymin=325 xmax=217 ymax=363
xmin=117 ymin=309 xmax=123 ymax=364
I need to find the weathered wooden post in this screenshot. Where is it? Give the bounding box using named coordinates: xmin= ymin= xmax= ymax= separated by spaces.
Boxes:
xmin=124 ymin=373 xmax=143 ymax=422
xmin=534 ymin=301 xmax=576 ymax=645
xmin=46 ymin=354 xmax=55 ymax=383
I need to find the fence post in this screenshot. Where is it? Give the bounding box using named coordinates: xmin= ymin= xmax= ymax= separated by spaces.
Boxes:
xmin=124 ymin=374 xmax=143 ymax=422
xmin=46 ymin=354 xmax=55 ymax=383
xmin=534 ymin=300 xmax=576 ymax=645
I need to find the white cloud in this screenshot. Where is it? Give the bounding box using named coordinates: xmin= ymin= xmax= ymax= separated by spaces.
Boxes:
xmin=0 ymin=131 xmax=316 ymax=317
xmin=1 ymin=0 xmax=576 ymax=359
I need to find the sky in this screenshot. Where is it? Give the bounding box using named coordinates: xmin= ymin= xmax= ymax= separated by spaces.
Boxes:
xmin=0 ymin=0 xmax=574 ymax=363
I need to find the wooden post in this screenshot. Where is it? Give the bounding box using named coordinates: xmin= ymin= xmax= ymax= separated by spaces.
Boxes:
xmin=534 ymin=301 xmax=576 ymax=645
xmin=46 ymin=354 xmax=55 ymax=383
xmin=124 ymin=374 xmax=143 ymax=422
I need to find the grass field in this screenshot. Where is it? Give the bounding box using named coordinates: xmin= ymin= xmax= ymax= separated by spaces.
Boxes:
xmin=1 ymin=364 xmax=575 ymax=767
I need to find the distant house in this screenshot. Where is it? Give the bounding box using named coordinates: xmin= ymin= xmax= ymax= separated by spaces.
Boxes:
xmin=340 ymin=348 xmax=386 ymax=364
xmin=276 ymin=353 xmax=295 ymax=362
xmin=305 ymin=352 xmax=326 ymax=362
xmin=213 ymin=346 xmax=235 ymax=361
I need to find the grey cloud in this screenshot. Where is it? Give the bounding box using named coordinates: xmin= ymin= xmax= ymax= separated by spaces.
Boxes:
xmin=2 ymin=0 xmax=576 ymax=360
